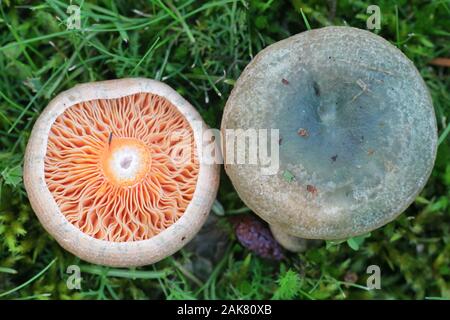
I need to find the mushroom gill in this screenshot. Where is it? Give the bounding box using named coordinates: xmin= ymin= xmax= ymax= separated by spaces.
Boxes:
xmin=44 ymin=92 xmax=199 ymax=242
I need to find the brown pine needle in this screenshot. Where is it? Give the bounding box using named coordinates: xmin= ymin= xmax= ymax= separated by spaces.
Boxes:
xmin=429 ymin=58 xmax=450 ymax=67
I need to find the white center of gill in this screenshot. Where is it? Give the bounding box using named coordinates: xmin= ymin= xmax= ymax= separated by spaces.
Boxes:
xmin=109 ymin=146 xmax=142 ymax=181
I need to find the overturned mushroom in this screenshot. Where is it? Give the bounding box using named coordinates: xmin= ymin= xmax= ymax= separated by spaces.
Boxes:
xmin=24 ymin=78 xmax=219 ymax=267
xmin=221 ymin=27 xmax=437 ymax=246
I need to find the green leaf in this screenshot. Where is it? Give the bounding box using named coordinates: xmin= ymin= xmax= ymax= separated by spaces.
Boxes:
xmin=346 ymin=233 xmax=371 ymax=251
xmin=389 ymin=232 xmax=403 ymax=242
xmin=299 ymin=8 xmax=311 ymax=30
xmin=418 ymin=36 xmax=434 ymax=48
xmin=347 ymin=238 xmax=360 ymax=251
xmin=254 ymin=16 xmax=268 ymax=29
xmin=1 ymin=165 xmax=22 ymax=187
xmin=428 ymin=196 xmax=448 ymax=212
xmin=0 ymin=267 xmax=17 ymax=274
xmin=443 ymin=165 xmax=450 ymax=186
xmin=212 ymin=199 xmax=225 ymax=216
xmin=326 ymin=239 xmax=346 ymax=249
xmin=273 ymin=269 xmax=301 ymax=300
xmin=282 ymin=170 xmax=295 ymax=182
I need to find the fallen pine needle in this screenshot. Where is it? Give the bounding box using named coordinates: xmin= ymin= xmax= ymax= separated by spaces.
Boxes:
xmin=429 ymin=57 xmax=450 ymax=67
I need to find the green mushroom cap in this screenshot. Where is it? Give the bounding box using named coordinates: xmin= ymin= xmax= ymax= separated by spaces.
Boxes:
xmin=221 ymin=26 xmax=437 ymax=240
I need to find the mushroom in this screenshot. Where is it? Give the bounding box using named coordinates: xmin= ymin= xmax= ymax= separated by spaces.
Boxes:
xmin=24 ymin=78 xmax=220 ymax=267
xmin=221 ymin=27 xmax=437 ymax=247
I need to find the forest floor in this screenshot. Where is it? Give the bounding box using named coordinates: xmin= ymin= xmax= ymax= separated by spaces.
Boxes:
xmin=0 ymin=0 xmax=449 ymax=299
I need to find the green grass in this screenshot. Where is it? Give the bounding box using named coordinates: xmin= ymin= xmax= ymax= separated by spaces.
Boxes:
xmin=0 ymin=0 xmax=449 ymax=300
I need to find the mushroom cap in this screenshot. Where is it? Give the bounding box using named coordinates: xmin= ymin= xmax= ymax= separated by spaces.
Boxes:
xmin=221 ymin=27 xmax=437 ymax=240
xmin=24 ymin=78 xmax=219 ymax=267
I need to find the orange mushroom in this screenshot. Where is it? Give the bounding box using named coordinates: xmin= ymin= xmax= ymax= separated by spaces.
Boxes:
xmin=24 ymin=78 xmax=219 ymax=267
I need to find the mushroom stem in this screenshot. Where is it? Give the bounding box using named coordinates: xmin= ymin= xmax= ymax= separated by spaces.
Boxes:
xmin=269 ymin=224 xmax=315 ymax=253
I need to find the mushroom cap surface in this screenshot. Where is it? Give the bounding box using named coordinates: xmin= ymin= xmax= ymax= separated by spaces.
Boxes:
xmin=221 ymin=27 xmax=437 ymax=240
xmin=24 ymin=78 xmax=220 ymax=267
